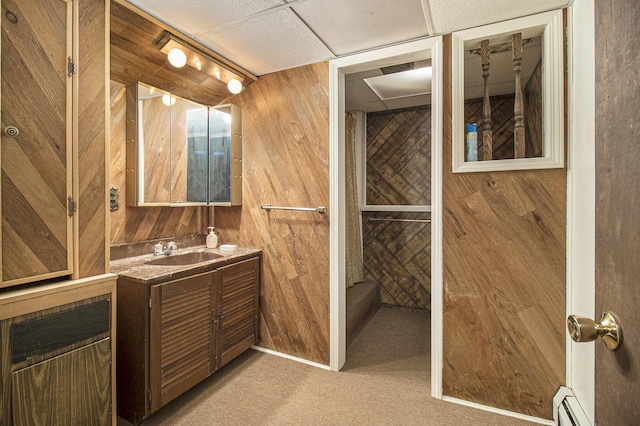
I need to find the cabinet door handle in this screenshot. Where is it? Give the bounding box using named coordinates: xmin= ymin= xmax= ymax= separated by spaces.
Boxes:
xmin=4 ymin=126 xmax=19 ymax=137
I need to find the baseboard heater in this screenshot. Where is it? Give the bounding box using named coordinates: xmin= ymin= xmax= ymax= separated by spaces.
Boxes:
xmin=553 ymin=387 xmax=591 ymax=426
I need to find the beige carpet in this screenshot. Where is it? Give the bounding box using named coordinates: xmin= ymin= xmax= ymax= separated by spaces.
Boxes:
xmin=119 ymin=307 xmax=537 ymax=425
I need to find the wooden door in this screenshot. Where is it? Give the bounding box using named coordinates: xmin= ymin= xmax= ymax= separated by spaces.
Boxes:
xmin=149 ymin=271 xmax=214 ymax=413
xmin=594 ymin=0 xmax=640 ymax=423
xmin=0 ymin=0 xmax=74 ymax=286
xmin=11 ymin=339 xmax=112 ymax=425
xmin=215 ymin=256 xmax=259 ymax=369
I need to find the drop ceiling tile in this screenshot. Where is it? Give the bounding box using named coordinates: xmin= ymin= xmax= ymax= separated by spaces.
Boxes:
xmin=426 ymin=0 xmax=571 ymax=34
xmin=125 ymin=0 xmax=284 ymax=36
xmin=292 ymin=0 xmax=429 ymax=56
xmin=196 ymin=8 xmax=334 ymax=75
xmin=382 ymin=94 xmax=431 ymax=110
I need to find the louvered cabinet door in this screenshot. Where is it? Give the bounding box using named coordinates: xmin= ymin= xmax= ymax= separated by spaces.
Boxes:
xmin=216 ymin=256 xmax=260 ymax=369
xmin=0 ymin=0 xmax=74 ymax=286
xmin=149 ymin=271 xmax=214 ymax=413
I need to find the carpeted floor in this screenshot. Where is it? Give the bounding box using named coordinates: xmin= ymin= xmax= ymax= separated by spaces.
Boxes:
xmin=119 ymin=307 xmax=537 ymax=425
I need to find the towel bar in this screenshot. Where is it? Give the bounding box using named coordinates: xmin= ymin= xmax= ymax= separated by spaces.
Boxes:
xmin=261 ymin=204 xmax=326 ymax=214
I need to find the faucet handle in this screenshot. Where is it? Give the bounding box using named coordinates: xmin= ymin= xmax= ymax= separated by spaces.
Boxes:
xmin=153 ymin=243 xmax=164 ymax=255
xmin=167 ymin=241 xmax=177 ymax=250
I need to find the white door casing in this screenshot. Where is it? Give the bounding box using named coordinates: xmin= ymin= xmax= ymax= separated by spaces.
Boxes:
xmin=328 ymin=38 xmax=444 ymax=400
xmin=566 ymin=0 xmax=596 ymax=423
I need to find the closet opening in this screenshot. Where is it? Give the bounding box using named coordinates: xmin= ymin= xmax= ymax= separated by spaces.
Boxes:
xmin=343 ymin=62 xmax=432 ymax=370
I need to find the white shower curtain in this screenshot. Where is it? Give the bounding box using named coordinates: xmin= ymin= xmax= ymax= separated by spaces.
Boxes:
xmin=345 ymin=112 xmax=364 ymax=288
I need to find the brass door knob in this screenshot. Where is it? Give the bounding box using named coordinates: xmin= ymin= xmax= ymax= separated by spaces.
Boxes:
xmin=567 ymin=312 xmax=622 ymax=350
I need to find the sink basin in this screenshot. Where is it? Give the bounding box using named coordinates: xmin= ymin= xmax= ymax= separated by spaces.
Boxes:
xmin=145 ymin=251 xmax=224 ymax=266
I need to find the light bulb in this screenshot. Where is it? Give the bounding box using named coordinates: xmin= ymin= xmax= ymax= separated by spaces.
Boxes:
xmin=167 ymin=48 xmax=187 ymax=67
xmin=227 ymin=78 xmax=242 ymax=94
xmin=162 ymin=94 xmax=176 ymax=106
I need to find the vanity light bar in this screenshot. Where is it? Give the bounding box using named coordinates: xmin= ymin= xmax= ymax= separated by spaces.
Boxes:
xmin=157 ymin=33 xmax=245 ymax=85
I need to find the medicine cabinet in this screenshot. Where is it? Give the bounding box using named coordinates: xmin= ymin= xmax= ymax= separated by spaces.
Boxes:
xmin=451 ymin=10 xmax=564 ymax=173
xmin=126 ymin=82 xmax=242 ymax=206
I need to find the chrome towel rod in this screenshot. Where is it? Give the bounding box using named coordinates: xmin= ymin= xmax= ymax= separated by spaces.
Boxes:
xmin=261 ymin=204 xmax=326 ymax=214
xmin=368 ymin=217 xmax=430 ymax=223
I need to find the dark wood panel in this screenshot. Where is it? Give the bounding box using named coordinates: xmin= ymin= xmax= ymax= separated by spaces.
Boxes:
xmin=150 ymin=272 xmax=213 ymax=412
xmin=11 ymin=299 xmax=110 ymax=364
xmin=214 ymin=62 xmax=331 ymax=365
xmin=594 ymin=0 xmax=640 ymax=423
xmin=442 ymin=34 xmax=566 ymax=419
xmin=78 ymin=0 xmax=108 ymax=277
xmin=366 ymin=106 xmax=431 ymax=205
xmin=362 ymin=212 xmax=431 ymax=310
xmin=218 ymin=257 xmax=259 ymax=367
xmin=12 ymin=338 xmax=112 ymax=425
xmin=109 ymin=80 xmax=206 ymax=244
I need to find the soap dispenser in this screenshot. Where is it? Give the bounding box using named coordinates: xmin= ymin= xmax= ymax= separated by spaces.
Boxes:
xmin=206 ymin=226 xmax=218 ymax=249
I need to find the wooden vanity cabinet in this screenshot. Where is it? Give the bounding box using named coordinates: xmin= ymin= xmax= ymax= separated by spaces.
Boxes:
xmin=117 ymin=255 xmax=260 ymax=424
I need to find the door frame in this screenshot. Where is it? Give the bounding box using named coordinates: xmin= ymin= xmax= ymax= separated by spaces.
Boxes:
xmin=566 ymin=0 xmax=596 ymax=422
xmin=328 ymin=37 xmax=444 ymax=399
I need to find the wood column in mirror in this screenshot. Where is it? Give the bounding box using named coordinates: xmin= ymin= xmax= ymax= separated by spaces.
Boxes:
xmin=451 ymin=10 xmax=564 ymax=173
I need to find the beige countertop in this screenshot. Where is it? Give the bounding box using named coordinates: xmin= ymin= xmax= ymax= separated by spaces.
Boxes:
xmin=110 ymin=245 xmax=261 ymax=285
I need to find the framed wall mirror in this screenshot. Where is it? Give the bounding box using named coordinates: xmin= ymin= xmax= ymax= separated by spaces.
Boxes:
xmin=126 ymin=82 xmax=242 ymax=207
xmin=451 ymin=9 xmax=564 ymax=173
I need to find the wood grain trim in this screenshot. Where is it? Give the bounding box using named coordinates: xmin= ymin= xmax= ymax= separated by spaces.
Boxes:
xmin=71 ymin=0 xmax=80 ymax=278
xmin=105 ymin=0 xmax=112 ymax=271
xmin=0 ymin=274 xmax=117 ymax=320
xmin=111 ymin=0 xmax=257 ymax=83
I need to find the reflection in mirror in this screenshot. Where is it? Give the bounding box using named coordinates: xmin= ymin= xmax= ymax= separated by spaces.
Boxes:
xmin=172 ymin=96 xmax=207 ymax=204
xmin=452 ymin=10 xmax=564 ymax=173
xmin=126 ymin=83 xmax=242 ymax=207
xmin=135 ymin=83 xmax=171 ymax=204
xmin=208 ymin=105 xmax=232 ymax=203
xmin=463 ymin=35 xmax=542 ymax=160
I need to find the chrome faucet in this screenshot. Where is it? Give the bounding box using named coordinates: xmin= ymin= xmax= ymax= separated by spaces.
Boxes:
xmin=153 ymin=241 xmax=177 ymax=256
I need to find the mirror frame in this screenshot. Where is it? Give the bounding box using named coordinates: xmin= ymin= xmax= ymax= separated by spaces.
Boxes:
xmin=125 ymin=82 xmax=242 ymax=207
xmin=451 ymin=9 xmax=564 ymax=173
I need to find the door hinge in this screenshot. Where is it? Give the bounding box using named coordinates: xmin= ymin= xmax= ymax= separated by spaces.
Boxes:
xmin=148 ymin=389 xmax=152 ymax=404
xmin=148 ymin=296 xmax=153 ymax=309
xmin=109 ymin=402 xmax=112 ymax=415
xmin=67 ymin=56 xmax=76 ymax=77
xmin=68 ymin=196 xmax=76 ymax=217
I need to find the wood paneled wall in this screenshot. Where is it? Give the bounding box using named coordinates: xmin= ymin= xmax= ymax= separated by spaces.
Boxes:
xmin=214 ymin=63 xmax=331 ymax=365
xmin=362 ymin=106 xmax=431 ymax=310
xmin=77 ymin=0 xmax=108 ymax=277
xmin=362 ymin=211 xmax=431 ymax=310
xmin=442 ymin=34 xmax=566 ymax=419
xmin=366 ymin=106 xmax=431 ymax=205
xmin=109 ymin=81 xmax=205 ymax=244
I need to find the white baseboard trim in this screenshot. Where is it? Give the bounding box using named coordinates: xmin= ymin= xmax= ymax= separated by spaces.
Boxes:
xmin=251 ymin=346 xmax=331 ymax=371
xmin=442 ymin=396 xmax=555 ymax=426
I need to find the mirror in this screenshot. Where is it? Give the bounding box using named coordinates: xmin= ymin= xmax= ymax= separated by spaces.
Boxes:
xmin=451 ymin=10 xmax=564 ymax=172
xmin=126 ymin=82 xmax=242 ymax=206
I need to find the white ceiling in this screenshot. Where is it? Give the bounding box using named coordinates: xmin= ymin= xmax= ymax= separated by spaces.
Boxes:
xmin=125 ymin=0 xmax=572 ymax=111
